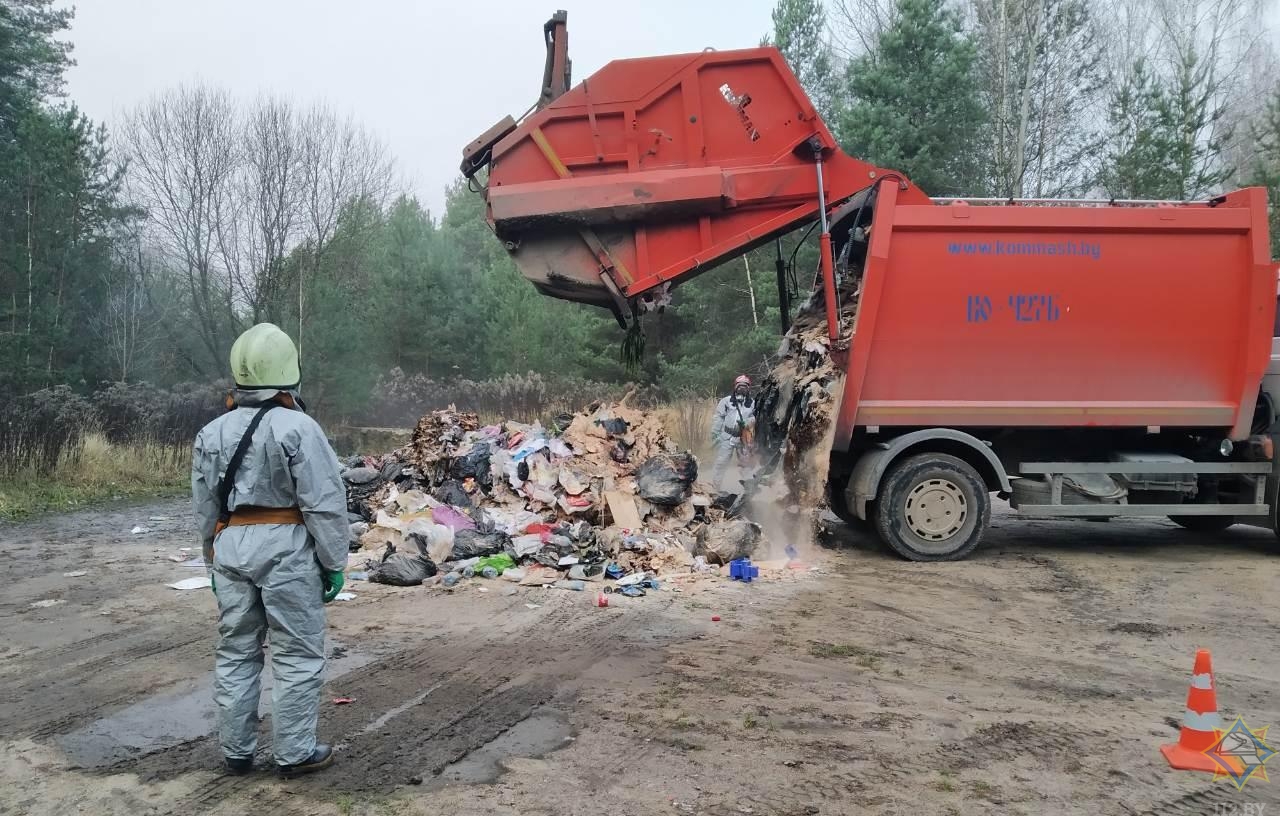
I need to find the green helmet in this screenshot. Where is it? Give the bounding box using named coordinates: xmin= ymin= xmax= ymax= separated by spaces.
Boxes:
xmin=229 ymin=323 xmax=301 ymax=390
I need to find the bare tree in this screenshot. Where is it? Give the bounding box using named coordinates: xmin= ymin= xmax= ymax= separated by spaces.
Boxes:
xmin=1149 ymin=0 xmax=1268 ymax=195
xmin=229 ymin=96 xmax=305 ymax=324
xmin=118 ymin=84 xmax=240 ymax=373
xmin=970 ymin=0 xmax=1106 ymax=198
xmin=830 ymin=0 xmax=899 ymax=60
xmin=119 ymin=86 xmax=397 ymax=369
xmin=93 ymin=223 xmax=160 ymax=382
xmin=294 ymin=105 xmax=395 ymax=359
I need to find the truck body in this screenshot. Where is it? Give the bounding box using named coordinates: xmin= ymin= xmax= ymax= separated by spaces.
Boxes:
xmin=463 ymin=12 xmax=1280 ymax=560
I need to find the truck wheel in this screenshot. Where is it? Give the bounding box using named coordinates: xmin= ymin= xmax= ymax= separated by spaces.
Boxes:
xmin=1168 ymin=515 xmax=1236 ymax=532
xmin=874 ymin=453 xmax=990 ymax=561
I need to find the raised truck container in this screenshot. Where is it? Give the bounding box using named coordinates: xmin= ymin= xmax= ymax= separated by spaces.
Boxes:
xmin=462 ymin=11 xmax=1280 ymax=560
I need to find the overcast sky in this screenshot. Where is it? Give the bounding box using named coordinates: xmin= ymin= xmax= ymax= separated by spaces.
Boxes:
xmin=62 ymin=1 xmax=775 ymax=216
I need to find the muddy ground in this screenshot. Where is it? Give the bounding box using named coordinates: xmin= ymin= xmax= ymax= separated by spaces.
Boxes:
xmin=0 ymin=499 xmax=1277 ymax=816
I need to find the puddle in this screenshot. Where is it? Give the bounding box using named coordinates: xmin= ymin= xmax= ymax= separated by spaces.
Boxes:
xmin=434 ymin=707 xmax=574 ymax=785
xmin=56 ymin=643 xmax=373 ymax=768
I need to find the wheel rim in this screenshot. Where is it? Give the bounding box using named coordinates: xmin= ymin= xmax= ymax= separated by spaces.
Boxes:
xmin=904 ymin=477 xmax=967 ymax=544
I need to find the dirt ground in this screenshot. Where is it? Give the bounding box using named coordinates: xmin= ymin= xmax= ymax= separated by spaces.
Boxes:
xmin=1 ymin=499 xmax=1278 ymax=816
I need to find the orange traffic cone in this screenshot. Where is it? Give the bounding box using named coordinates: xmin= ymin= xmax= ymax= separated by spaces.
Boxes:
xmin=1161 ymin=649 xmax=1240 ymax=774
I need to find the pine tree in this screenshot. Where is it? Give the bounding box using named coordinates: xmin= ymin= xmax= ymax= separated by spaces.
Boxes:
xmin=1248 ymin=83 xmax=1280 ymax=258
xmin=764 ymin=0 xmax=837 ymax=119
xmin=834 ymin=0 xmax=987 ymax=196
xmin=1101 ymin=53 xmax=1232 ymax=201
xmin=1101 ymin=59 xmax=1177 ymax=198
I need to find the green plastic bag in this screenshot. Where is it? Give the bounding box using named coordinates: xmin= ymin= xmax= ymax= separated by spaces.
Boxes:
xmin=474 ymin=553 xmax=517 ymax=575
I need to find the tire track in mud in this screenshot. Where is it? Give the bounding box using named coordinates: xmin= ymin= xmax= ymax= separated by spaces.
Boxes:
xmin=1 ymin=627 xmax=210 ymax=739
xmin=135 ymin=591 xmax=673 ymax=815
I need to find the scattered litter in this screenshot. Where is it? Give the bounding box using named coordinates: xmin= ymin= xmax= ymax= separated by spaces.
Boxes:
xmin=333 ymin=592 xmax=357 ymax=601
xmin=148 ymin=515 xmax=171 ymax=522
xmin=525 ymin=603 xmax=541 ymax=610
xmin=30 ymin=599 xmax=65 ymax=608
xmin=711 ymin=615 xmax=721 ymax=622
xmin=168 ymin=577 xmax=212 ymax=591
xmin=179 ymin=557 xmax=206 ymax=569
xmin=130 ymin=526 xmax=151 ymax=535
xmin=337 ymin=400 xmax=822 ymax=610
xmin=62 ymin=571 xmax=87 ymax=578
xmin=347 ymin=571 xmax=369 ymax=581
xmin=332 ymin=697 xmax=356 ymax=705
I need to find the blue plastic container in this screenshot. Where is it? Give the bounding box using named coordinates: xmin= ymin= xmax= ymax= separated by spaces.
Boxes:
xmin=729 ymin=558 xmax=759 ymax=582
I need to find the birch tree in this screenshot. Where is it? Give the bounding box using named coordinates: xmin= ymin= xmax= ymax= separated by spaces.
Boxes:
xmin=971 ymin=0 xmax=1106 ymax=197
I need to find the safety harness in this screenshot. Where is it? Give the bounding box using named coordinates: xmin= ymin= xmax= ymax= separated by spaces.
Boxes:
xmin=213 ymin=399 xmax=304 ymax=537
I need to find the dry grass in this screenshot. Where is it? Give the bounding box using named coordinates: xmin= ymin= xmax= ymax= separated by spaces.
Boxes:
xmin=0 ymin=433 xmax=190 ymax=520
xmin=657 ymin=395 xmax=716 ymax=460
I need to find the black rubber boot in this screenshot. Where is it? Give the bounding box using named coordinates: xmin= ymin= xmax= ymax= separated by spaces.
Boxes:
xmin=224 ymin=756 xmax=253 ymax=776
xmin=277 ymin=744 xmax=334 ymax=779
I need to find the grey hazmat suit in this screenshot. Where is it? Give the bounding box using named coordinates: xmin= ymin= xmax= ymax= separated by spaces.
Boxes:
xmin=192 ymin=388 xmax=348 ymax=765
xmin=709 ymin=394 xmax=756 ymax=489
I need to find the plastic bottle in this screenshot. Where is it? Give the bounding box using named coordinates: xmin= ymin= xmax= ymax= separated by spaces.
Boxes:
xmin=480 ymin=566 xmax=499 ymax=579
xmin=552 ymin=579 xmax=585 ymax=591
xmin=441 ymin=572 xmax=462 ymax=588
xmin=462 ymin=565 xmax=476 ymax=579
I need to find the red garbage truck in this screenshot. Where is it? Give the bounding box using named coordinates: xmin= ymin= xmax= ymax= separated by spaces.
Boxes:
xmin=461 ymin=11 xmax=1280 ymax=560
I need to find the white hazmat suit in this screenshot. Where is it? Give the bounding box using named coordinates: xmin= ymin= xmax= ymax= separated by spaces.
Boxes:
xmin=709 ymin=393 xmax=756 ymax=489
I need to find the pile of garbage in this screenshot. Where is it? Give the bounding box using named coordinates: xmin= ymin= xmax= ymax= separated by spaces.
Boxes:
xmin=753 ymin=275 xmax=858 ymax=510
xmin=341 ymin=400 xmax=764 ymax=591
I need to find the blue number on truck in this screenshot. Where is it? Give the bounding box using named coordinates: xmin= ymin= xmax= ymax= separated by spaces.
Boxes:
xmin=967 ymin=294 xmax=1061 ymax=323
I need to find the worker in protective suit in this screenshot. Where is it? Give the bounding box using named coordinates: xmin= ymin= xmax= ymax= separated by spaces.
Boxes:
xmin=192 ymin=323 xmax=348 ymax=778
xmin=709 ymin=374 xmax=757 ymax=490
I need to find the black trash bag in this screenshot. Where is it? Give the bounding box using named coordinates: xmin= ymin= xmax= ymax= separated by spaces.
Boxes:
xmin=342 ymin=466 xmax=379 ymax=485
xmin=469 ymin=507 xmax=496 ymax=534
xmin=596 ymin=417 xmax=629 ymax=436
xmin=451 ymin=528 xmax=510 ymax=559
xmin=367 ymin=543 xmax=438 ymax=586
xmin=548 ymin=534 xmax=575 ymax=556
xmin=534 ymin=547 xmax=562 ymax=568
xmin=452 ymin=442 xmax=493 ymax=488
xmin=379 ymin=461 xmax=404 ymax=482
xmin=550 ymin=412 xmax=575 ymax=433
xmin=433 ymin=479 xmax=473 ymax=508
xmin=636 ymin=452 xmax=699 ymax=505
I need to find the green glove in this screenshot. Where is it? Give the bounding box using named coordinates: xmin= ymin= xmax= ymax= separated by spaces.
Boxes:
xmin=322 ymin=570 xmax=345 ymax=603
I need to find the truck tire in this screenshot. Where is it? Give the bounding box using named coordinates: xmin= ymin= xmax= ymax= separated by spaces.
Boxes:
xmin=1168 ymin=515 xmax=1236 ymax=532
xmin=874 ymin=453 xmax=990 ymax=561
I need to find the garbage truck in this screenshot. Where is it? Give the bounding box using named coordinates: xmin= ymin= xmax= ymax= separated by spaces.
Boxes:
xmin=460 ymin=10 xmax=1280 ymax=560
